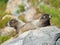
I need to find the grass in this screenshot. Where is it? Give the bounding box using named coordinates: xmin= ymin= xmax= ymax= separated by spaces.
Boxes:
xmin=0 ymin=0 xmax=8 ymax=12
xmin=0 ymin=0 xmax=11 ymax=44
xmin=39 ymin=4 xmax=60 ymax=28
xmin=0 ymin=35 xmax=11 ymax=44
xmin=16 ymin=4 xmax=25 ymax=14
xmin=0 ymin=17 xmax=12 ymax=44
xmin=0 ymin=0 xmax=9 ymax=28
xmin=0 ymin=17 xmax=11 ymax=29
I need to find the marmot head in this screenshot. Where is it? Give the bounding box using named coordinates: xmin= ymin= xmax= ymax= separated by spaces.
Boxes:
xmin=9 ymin=19 xmax=19 ymax=29
xmin=40 ymin=14 xmax=51 ymax=21
xmin=39 ymin=14 xmax=52 ymax=27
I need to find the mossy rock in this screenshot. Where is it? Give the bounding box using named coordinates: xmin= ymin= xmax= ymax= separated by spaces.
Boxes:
xmin=18 ymin=15 xmax=26 ymax=22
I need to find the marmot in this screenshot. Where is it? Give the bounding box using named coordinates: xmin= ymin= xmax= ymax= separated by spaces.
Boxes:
xmin=8 ymin=14 xmax=52 ymax=35
xmin=39 ymin=14 xmax=51 ymax=27
xmin=19 ymin=14 xmax=52 ymax=35
xmin=8 ymin=19 xmax=37 ymax=37
xmin=9 ymin=19 xmax=19 ymax=34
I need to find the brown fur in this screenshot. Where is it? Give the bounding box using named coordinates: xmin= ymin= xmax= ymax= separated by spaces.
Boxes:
xmin=39 ymin=14 xmax=51 ymax=27
xmin=9 ymin=19 xmax=19 ymax=34
xmin=9 ymin=14 xmax=51 ymax=36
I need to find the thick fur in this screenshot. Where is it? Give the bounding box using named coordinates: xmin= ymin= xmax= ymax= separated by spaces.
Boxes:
xmin=9 ymin=14 xmax=51 ymax=35
xmin=39 ymin=14 xmax=51 ymax=27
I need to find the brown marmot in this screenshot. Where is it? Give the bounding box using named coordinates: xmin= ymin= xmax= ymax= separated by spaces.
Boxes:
xmin=39 ymin=14 xmax=51 ymax=27
xmin=9 ymin=19 xmax=19 ymax=34
xmin=19 ymin=14 xmax=52 ymax=35
xmin=8 ymin=14 xmax=52 ymax=36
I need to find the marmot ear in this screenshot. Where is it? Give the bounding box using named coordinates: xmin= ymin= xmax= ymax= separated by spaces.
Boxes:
xmin=49 ymin=15 xmax=52 ymax=19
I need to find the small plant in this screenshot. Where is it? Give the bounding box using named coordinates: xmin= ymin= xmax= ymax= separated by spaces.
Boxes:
xmin=16 ymin=4 xmax=25 ymax=14
xmin=18 ymin=15 xmax=26 ymax=22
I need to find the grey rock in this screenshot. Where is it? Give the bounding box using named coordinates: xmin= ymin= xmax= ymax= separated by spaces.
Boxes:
xmin=1 ymin=26 xmax=60 ymax=45
xmin=0 ymin=27 xmax=16 ymax=36
xmin=6 ymin=0 xmax=32 ymax=16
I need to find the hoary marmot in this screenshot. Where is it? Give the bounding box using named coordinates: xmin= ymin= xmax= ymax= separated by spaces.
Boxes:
xmin=8 ymin=14 xmax=52 ymax=35
xmin=39 ymin=14 xmax=51 ymax=27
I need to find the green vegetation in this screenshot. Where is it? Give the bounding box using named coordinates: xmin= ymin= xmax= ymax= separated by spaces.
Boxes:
xmin=0 ymin=35 xmax=11 ymax=44
xmin=50 ymin=0 xmax=60 ymax=8
xmin=0 ymin=0 xmax=8 ymax=21
xmin=39 ymin=4 xmax=60 ymax=27
xmin=29 ymin=0 xmax=40 ymax=6
xmin=0 ymin=0 xmax=9 ymax=29
xmin=0 ymin=0 xmax=11 ymax=44
xmin=42 ymin=0 xmax=60 ymax=8
xmin=18 ymin=15 xmax=26 ymax=22
xmin=16 ymin=4 xmax=25 ymax=14
xmin=0 ymin=0 xmax=8 ymax=12
xmin=0 ymin=17 xmax=11 ymax=29
xmin=0 ymin=12 xmax=7 ymax=19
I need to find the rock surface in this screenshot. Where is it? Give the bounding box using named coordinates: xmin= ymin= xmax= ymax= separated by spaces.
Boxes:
xmin=1 ymin=26 xmax=60 ymax=45
xmin=6 ymin=0 xmax=31 ymax=16
xmin=24 ymin=7 xmax=36 ymax=22
xmin=6 ymin=0 xmax=40 ymax=22
xmin=0 ymin=27 xmax=16 ymax=36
